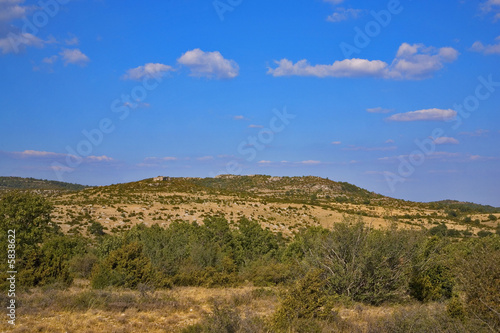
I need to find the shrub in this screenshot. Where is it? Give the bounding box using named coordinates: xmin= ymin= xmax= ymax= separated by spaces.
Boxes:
xmin=0 ymin=191 xmax=59 ymax=256
xmin=410 ymin=237 xmax=454 ymax=302
xmin=446 ymin=296 xmax=466 ymax=322
xmin=182 ymin=301 xmax=268 ymax=333
xmin=17 ymin=235 xmax=87 ymax=287
xmin=69 ymin=253 xmax=99 ymax=278
xmin=367 ymin=304 xmax=475 ymax=333
xmin=303 ymin=219 xmax=422 ymax=304
xmin=272 ymin=269 xmax=337 ymax=331
xmin=477 ymin=230 xmax=493 ymax=238
xmin=452 ymin=236 xmax=500 ymax=331
xmin=91 ymin=242 xmax=155 ymax=289
xmin=87 ymin=221 xmax=106 ymax=236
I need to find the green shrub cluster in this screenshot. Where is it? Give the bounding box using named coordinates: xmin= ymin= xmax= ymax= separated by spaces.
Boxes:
xmin=0 ymin=192 xmax=87 ymax=288
xmin=90 ymin=216 xmax=289 ymax=288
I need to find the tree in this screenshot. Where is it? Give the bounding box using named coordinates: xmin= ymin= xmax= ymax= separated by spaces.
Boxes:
xmin=236 ymin=217 xmax=278 ymax=263
xmin=272 ymin=269 xmax=335 ymax=331
xmin=87 ymin=221 xmax=106 ymax=237
xmin=91 ymin=242 xmax=155 ymax=288
xmin=0 ymin=191 xmax=59 ymax=258
xmin=304 ymin=218 xmax=422 ymax=304
xmin=452 ymin=236 xmax=500 ymax=331
xmin=0 ymin=192 xmax=71 ymax=288
xmin=409 ymin=236 xmax=454 ymax=302
xmin=19 ymin=236 xmax=86 ymax=287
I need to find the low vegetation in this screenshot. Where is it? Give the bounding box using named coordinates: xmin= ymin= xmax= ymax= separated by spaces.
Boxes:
xmin=1 ymin=190 xmax=499 ymax=332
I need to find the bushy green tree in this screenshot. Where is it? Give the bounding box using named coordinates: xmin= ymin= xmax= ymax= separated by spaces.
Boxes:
xmin=87 ymin=221 xmax=106 ymax=237
xmin=409 ymin=236 xmax=454 ymax=302
xmin=235 ymin=217 xmax=279 ymax=263
xmin=0 ymin=192 xmax=84 ymax=288
xmin=18 ymin=236 xmax=86 ymax=287
xmin=304 ymin=219 xmax=422 ymax=304
xmin=452 ymin=236 xmax=500 ymax=331
xmin=272 ymin=269 xmax=336 ymax=331
xmin=91 ymin=242 xmax=155 ymax=288
xmin=0 ymin=191 xmax=59 ymax=257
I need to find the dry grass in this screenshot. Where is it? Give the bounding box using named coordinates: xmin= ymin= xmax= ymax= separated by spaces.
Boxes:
xmin=0 ymin=284 xmax=277 ymax=333
xmin=0 ymin=282 xmax=473 ymax=333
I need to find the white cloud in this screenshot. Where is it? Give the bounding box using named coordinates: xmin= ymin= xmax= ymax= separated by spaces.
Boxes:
xmin=385 ymin=139 xmax=395 ymax=144
xmin=267 ymin=43 xmax=458 ymax=80
xmin=433 ymin=137 xmax=459 ymax=145
xmin=470 ymin=37 xmax=500 ymax=55
xmin=386 ymin=108 xmax=456 ymax=122
xmin=233 ymin=115 xmax=246 ymax=120
xmin=258 ymin=160 xmax=272 ymax=164
xmin=366 ymin=107 xmax=393 ymax=113
xmin=122 ymin=63 xmax=174 ymax=80
xmin=197 ymin=156 xmax=214 ymax=161
xmin=469 ymin=154 xmax=498 ymax=161
xmin=343 ymin=145 xmax=397 ymax=151
xmin=430 ymin=151 xmax=461 ymax=159
xmin=59 ymin=48 xmax=90 ymax=66
xmin=331 ymin=141 xmax=342 ymax=145
xmin=64 ymin=36 xmax=79 ymax=46
xmin=145 ymin=156 xmax=179 ymax=161
xmin=388 ymin=43 xmax=459 ymax=79
xmin=0 ymin=1 xmax=51 ymax=54
xmin=0 ymin=0 xmax=28 ymax=22
xmin=12 ymin=150 xmax=65 ymax=158
xmin=123 ymin=101 xmax=150 ymax=109
xmin=86 ymin=155 xmax=114 ymax=162
xmin=378 ymin=151 xmax=461 ymax=162
xmin=428 ymin=169 xmax=460 ymax=174
xmin=249 ymin=124 xmax=264 ymax=128
xmin=327 ymin=8 xmax=362 ymax=23
xmin=42 ymin=55 xmax=58 ymax=64
xmin=50 ymin=165 xmax=74 ymax=172
xmin=268 ymin=58 xmax=388 ymax=78
xmin=177 ymin=48 xmax=239 ymax=79
xmin=6 ymin=150 xmax=114 ymax=164
xmin=459 ymin=129 xmax=489 ymax=136
xmin=298 ymin=160 xmax=322 ymax=165
xmin=480 ymin=0 xmax=500 ymax=19
xmin=0 ymin=33 xmax=44 ymax=54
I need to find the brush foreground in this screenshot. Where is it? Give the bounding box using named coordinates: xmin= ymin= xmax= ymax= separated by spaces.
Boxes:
xmin=0 ymin=177 xmax=499 ymax=332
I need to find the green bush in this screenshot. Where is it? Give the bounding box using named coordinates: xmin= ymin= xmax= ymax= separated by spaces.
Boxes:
xmin=477 ymin=230 xmax=493 ymax=238
xmin=452 ymin=236 xmax=500 ymax=331
xmin=87 ymin=221 xmax=106 ymax=236
xmin=182 ymin=301 xmax=268 ymax=333
xmin=0 ymin=191 xmax=59 ymax=256
xmin=367 ymin=304 xmax=476 ymax=333
xmin=303 ymin=219 xmax=422 ymax=304
xmin=446 ymin=296 xmax=466 ymax=322
xmin=69 ymin=252 xmax=99 ymax=278
xmin=91 ymin=242 xmax=155 ymax=289
xmin=0 ymin=193 xmax=88 ymax=288
xmin=410 ymin=237 xmax=454 ymax=302
xmin=272 ymin=269 xmax=337 ymax=331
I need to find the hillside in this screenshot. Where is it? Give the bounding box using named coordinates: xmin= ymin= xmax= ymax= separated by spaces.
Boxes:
xmin=43 ymin=175 xmax=499 ymax=237
xmin=0 ymin=176 xmax=88 ymax=191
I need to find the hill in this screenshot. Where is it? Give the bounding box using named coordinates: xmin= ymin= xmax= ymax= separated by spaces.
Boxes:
xmin=0 ymin=176 xmax=88 ymax=191
xmin=46 ymin=175 xmax=499 ymax=237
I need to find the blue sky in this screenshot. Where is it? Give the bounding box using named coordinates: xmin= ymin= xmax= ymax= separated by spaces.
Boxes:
xmin=0 ymin=0 xmax=499 ymax=206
